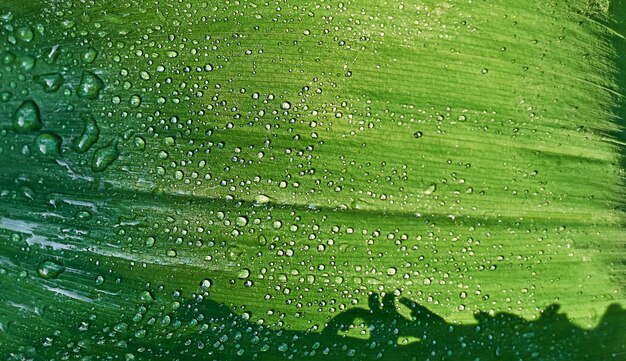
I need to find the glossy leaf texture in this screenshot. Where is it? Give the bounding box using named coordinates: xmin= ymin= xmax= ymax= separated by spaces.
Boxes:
xmin=0 ymin=0 xmax=626 ymax=360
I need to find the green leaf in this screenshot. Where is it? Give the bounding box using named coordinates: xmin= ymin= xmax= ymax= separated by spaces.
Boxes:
xmin=0 ymin=0 xmax=625 ymax=360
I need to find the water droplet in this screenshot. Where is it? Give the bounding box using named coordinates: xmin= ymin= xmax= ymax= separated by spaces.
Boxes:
xmin=13 ymin=100 xmax=43 ymax=132
xmin=16 ymin=27 xmax=34 ymax=42
xmin=423 ymin=183 xmax=437 ymax=195
xmin=133 ymin=136 xmax=145 ymax=149
xmin=235 ymin=216 xmax=248 ymax=227
xmin=129 ymin=95 xmax=141 ymax=107
xmin=113 ymin=322 xmax=128 ymax=332
xmin=237 ymin=268 xmax=251 ymax=279
xmin=34 ymin=132 xmax=62 ymax=158
xmin=255 ymin=194 xmax=271 ymax=204
xmin=138 ymin=290 xmax=154 ymax=303
xmin=414 ymin=131 xmax=423 ymax=138
xmin=91 ymin=140 xmax=119 ymax=173
xmin=37 ymin=260 xmax=65 ymax=279
xmin=0 ymin=91 xmax=12 ymax=102
xmin=81 ymin=48 xmax=98 ymax=63
xmin=45 ymin=44 xmax=61 ymax=63
xmin=17 ymin=55 xmax=36 ymax=71
xmin=75 ymin=210 xmax=92 ymax=220
xmin=77 ymin=71 xmax=105 ymax=99
xmin=200 ymin=279 xmax=212 ymax=289
xmin=34 ymin=73 xmax=64 ymax=93
xmin=73 ymin=113 xmax=100 ymax=153
xmin=1 ymin=51 xmax=15 ymax=65
xmin=281 ymin=101 xmax=291 ymax=110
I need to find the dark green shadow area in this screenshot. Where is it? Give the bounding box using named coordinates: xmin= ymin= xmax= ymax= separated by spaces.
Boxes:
xmin=46 ymin=294 xmax=621 ymax=361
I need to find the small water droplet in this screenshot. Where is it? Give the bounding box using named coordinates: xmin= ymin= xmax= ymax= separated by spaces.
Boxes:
xmin=281 ymin=101 xmax=291 ymax=110
xmin=0 ymin=91 xmax=12 ymax=102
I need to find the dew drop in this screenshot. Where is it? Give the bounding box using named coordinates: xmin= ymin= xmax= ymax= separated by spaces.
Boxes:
xmin=37 ymin=260 xmax=65 ymax=279
xmin=235 ymin=216 xmax=248 ymax=227
xmin=133 ymin=136 xmax=145 ymax=149
xmin=81 ymin=48 xmax=98 ymax=63
xmin=17 ymin=55 xmax=36 ymax=71
xmin=34 ymin=132 xmax=62 ymax=158
xmin=423 ymin=183 xmax=437 ymax=195
xmin=0 ymin=91 xmax=12 ymax=102
xmin=255 ymin=194 xmax=272 ymax=204
xmin=138 ymin=290 xmax=154 ymax=303
xmin=129 ymin=95 xmax=142 ymax=107
xmin=77 ymin=71 xmax=105 ymax=99
xmin=237 ymin=268 xmax=251 ymax=279
xmin=16 ymin=27 xmax=34 ymax=42
xmin=72 ymin=113 xmax=100 ymax=153
xmin=91 ymin=140 xmax=119 ymax=173
xmin=200 ymin=279 xmax=212 ymax=289
xmin=33 ymin=73 xmax=64 ymax=93
xmin=13 ymin=100 xmax=43 ymax=132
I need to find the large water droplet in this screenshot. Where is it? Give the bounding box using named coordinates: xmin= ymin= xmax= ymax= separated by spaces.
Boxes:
xmin=138 ymin=290 xmax=154 ymax=303
xmin=17 ymin=55 xmax=36 ymax=71
xmin=81 ymin=48 xmax=98 ymax=63
xmin=91 ymin=140 xmax=119 ymax=172
xmin=13 ymin=100 xmax=43 ymax=132
xmin=34 ymin=73 xmax=64 ymax=93
xmin=72 ymin=113 xmax=100 ymax=153
xmin=34 ymin=132 xmax=62 ymax=158
xmin=37 ymin=260 xmax=65 ymax=279
xmin=77 ymin=71 xmax=105 ymax=99
xmin=200 ymin=279 xmax=212 ymax=290
xmin=423 ymin=183 xmax=437 ymax=195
